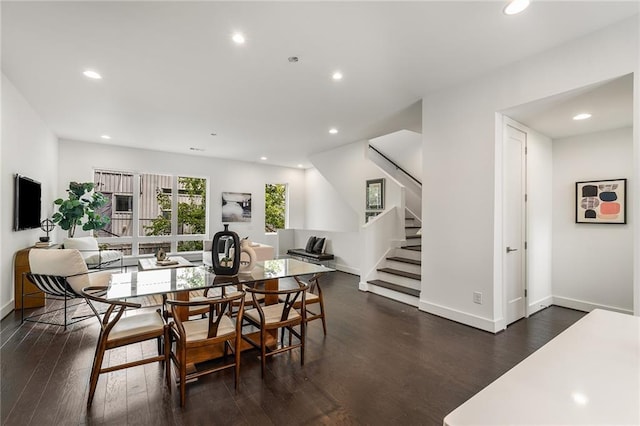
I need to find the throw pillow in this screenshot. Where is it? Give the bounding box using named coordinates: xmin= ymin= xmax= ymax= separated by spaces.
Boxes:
xmin=63 ymin=236 xmax=99 ymax=261
xmin=305 ymin=236 xmax=317 ymax=253
xmin=312 ymin=237 xmax=326 ymax=254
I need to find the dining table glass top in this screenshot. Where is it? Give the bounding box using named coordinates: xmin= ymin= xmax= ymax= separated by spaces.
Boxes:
xmin=106 ymin=258 xmax=334 ymax=300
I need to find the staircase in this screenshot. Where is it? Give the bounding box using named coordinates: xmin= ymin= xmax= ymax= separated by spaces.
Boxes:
xmin=367 ymin=214 xmax=422 ymax=305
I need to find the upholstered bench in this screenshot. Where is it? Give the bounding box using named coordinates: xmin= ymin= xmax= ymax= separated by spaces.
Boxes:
xmin=286 ymin=236 xmax=334 ymax=265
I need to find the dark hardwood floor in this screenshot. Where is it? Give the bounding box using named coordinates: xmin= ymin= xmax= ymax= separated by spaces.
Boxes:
xmin=1 ymin=271 xmax=585 ymax=425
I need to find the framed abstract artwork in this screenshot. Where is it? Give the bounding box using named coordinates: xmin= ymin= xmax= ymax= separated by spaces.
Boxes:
xmin=575 ymin=178 xmax=626 ymax=224
xmin=222 ymin=192 xmax=252 ymax=222
xmin=366 ymin=178 xmax=385 ymax=210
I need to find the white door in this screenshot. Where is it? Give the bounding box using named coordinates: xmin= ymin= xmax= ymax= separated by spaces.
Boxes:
xmin=504 ymin=124 xmax=526 ymax=325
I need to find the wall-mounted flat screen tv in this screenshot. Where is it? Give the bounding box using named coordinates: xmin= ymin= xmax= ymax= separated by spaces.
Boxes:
xmin=14 ymin=174 xmax=42 ymax=231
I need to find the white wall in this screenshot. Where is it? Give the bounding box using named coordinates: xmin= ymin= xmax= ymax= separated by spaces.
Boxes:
xmin=304 ymin=168 xmax=359 ymax=232
xmin=421 ymin=16 xmax=638 ymax=332
xmin=310 ymin=140 xmax=391 ymax=219
xmin=57 ymin=139 xmax=306 ymax=249
xmin=1 ymin=74 xmax=58 ymax=317
xmin=552 ymin=127 xmax=633 ymax=314
xmin=369 ymin=130 xmax=422 ymax=182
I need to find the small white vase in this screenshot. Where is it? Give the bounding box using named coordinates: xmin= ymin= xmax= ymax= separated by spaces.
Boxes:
xmin=238 ymin=239 xmax=256 ymax=272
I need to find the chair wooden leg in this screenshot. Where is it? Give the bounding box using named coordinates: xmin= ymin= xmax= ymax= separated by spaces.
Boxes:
xmin=87 ymin=336 xmax=107 ymax=407
xmin=179 ymin=349 xmax=187 ymax=407
xmin=260 ymin=328 xmax=267 ymax=379
xmin=319 ymin=301 xmax=327 ymax=336
xmin=300 ymin=322 xmax=305 ymax=366
xmin=164 ymin=329 xmax=171 ymax=393
xmin=234 ymin=336 xmax=241 ymax=392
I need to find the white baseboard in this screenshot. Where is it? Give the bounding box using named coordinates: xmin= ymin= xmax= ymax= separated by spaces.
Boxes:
xmin=552 ymin=296 xmax=632 ymax=315
xmin=1 ymin=300 xmax=15 ymax=320
xmin=418 ymin=300 xmax=503 ymax=333
xmin=528 ymin=295 xmax=554 ymax=316
xmin=335 ymin=263 xmax=359 ymax=275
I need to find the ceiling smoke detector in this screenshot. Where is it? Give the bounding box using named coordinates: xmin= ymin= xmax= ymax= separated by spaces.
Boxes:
xmin=288 ymin=56 xmax=299 ymax=63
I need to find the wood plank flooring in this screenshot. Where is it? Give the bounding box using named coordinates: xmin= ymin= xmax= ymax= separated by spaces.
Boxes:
xmin=1 ymin=271 xmax=585 ymax=425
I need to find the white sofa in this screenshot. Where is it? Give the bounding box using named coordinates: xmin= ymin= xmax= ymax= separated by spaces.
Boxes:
xmin=203 ymin=240 xmax=275 ymax=267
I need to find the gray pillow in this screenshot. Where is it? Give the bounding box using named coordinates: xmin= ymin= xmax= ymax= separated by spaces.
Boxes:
xmin=312 ymin=237 xmax=325 ymax=254
xmin=305 ymin=236 xmax=317 ymax=253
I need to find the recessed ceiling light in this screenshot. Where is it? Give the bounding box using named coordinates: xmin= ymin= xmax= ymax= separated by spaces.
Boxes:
xmin=260 ymin=156 xmax=267 ymax=161
xmin=297 ymin=164 xmax=304 ymax=168
xmin=573 ymin=113 xmax=592 ymax=121
xmin=83 ymin=70 xmax=102 ymax=79
xmin=232 ymin=33 xmax=245 ymax=44
xmin=329 ymin=128 xmax=338 ymax=134
xmin=101 ymin=134 xmax=111 ymax=140
xmin=332 ymin=71 xmax=343 ymax=81
xmin=503 ymin=0 xmax=530 ymax=15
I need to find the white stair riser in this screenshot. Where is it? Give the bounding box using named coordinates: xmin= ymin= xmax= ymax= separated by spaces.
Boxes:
xmin=386 ymin=260 xmax=421 ymax=275
xmin=367 ymin=285 xmax=420 ymax=307
xmin=375 ymin=272 xmax=421 ymax=290
xmin=405 ymin=237 xmax=421 ymax=245
xmin=405 ymin=228 xmax=421 ymax=237
xmin=394 ymin=248 xmax=421 ymax=261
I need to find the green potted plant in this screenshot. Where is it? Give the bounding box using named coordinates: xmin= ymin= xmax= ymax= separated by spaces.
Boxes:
xmin=52 ymin=182 xmax=110 ymax=237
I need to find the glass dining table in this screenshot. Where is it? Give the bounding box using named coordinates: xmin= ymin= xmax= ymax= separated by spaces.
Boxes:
xmin=106 ymin=258 xmax=334 ymax=302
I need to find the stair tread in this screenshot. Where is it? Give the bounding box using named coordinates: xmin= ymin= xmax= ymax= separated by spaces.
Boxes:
xmin=377 ymin=268 xmax=421 ymax=280
xmin=401 ymin=245 xmax=421 ymax=251
xmin=406 ymin=235 xmax=421 ymax=239
xmin=368 ymin=280 xmax=420 ymax=297
xmin=387 ymin=256 xmax=421 ymax=265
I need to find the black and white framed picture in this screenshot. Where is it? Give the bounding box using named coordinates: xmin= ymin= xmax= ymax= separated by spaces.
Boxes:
xmin=222 ymin=192 xmax=252 ymax=222
xmin=366 ymin=178 xmax=385 ymax=210
xmin=575 ymin=178 xmax=626 ymax=224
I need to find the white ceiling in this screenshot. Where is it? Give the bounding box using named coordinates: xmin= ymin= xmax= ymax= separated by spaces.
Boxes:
xmin=2 ymin=2 xmax=638 ymax=168
xmin=504 ymin=73 xmax=634 ymax=139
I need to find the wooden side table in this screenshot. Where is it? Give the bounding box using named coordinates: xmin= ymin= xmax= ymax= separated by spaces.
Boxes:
xmin=14 ymin=244 xmax=60 ymax=309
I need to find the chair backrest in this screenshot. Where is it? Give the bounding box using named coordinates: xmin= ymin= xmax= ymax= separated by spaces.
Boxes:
xmin=82 ymin=286 xmax=142 ymax=333
xmin=167 ymin=291 xmax=245 ymax=340
xmin=246 ymin=281 xmax=308 ymax=323
xmin=29 ymin=248 xmax=90 ymax=295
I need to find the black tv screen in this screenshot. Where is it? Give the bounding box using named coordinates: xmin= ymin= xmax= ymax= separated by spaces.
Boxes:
xmin=14 ymin=174 xmax=42 ymax=231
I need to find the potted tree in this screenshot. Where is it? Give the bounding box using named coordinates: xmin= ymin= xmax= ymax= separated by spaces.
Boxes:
xmin=52 ymin=182 xmax=110 ymax=237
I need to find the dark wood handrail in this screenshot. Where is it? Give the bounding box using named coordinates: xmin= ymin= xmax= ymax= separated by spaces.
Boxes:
xmin=368 ymin=145 xmax=422 ymax=186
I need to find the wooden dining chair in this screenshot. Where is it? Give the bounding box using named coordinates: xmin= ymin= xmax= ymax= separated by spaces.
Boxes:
xmin=166 ymin=291 xmax=245 ymax=407
xmin=82 ymin=286 xmax=171 ymax=408
xmin=280 ymin=275 xmax=327 ymax=335
xmin=242 ymin=280 xmax=308 ymax=379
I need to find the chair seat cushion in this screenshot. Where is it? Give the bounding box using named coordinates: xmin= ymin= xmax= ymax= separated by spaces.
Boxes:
xmin=88 ymin=270 xmax=115 ymax=288
xmin=84 ymin=250 xmax=122 ymax=268
xmin=108 ymin=311 xmax=164 ymax=342
xmin=244 ymin=303 xmax=300 ymax=325
xmin=181 ymin=315 xmax=235 ymax=342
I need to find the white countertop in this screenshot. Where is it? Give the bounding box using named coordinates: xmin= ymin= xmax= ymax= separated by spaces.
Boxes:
xmin=444 ymin=309 xmax=640 ymax=426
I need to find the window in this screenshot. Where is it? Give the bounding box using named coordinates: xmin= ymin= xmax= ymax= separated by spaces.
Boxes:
xmin=93 ymin=169 xmax=207 ymax=255
xmin=140 ymin=173 xmax=172 ymax=237
xmin=265 ymin=183 xmax=287 ymax=233
xmin=114 ymin=194 xmax=133 ymax=212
